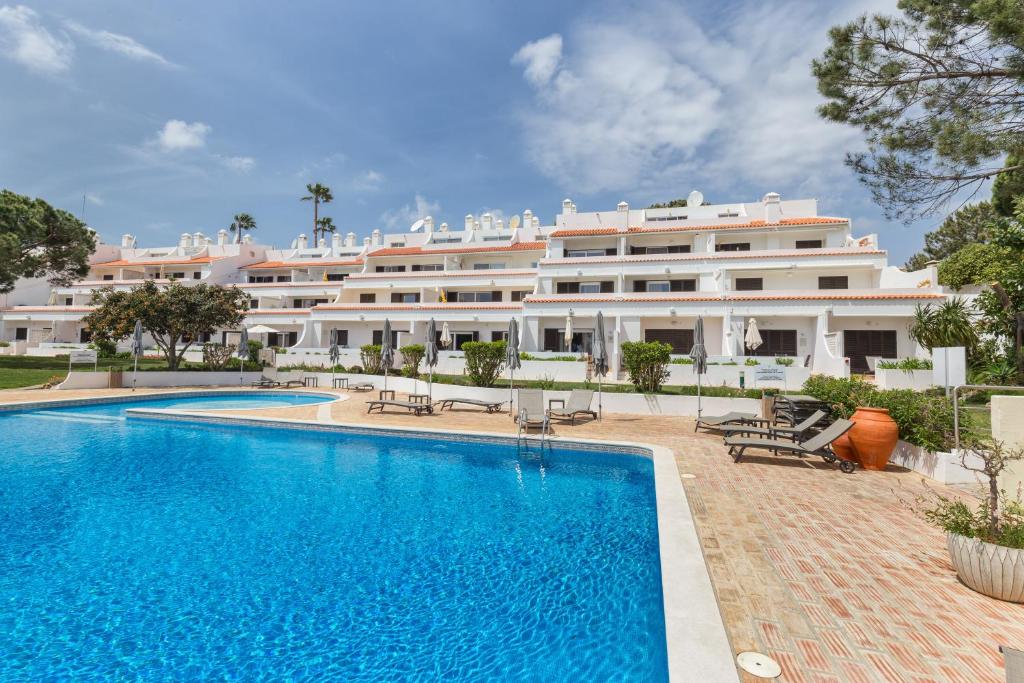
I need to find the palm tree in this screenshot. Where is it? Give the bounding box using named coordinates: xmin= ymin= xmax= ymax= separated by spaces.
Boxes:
xmin=301 ymin=183 xmax=333 ymax=244
xmin=229 ymin=213 xmax=257 ymax=244
xmin=316 ymin=216 xmax=336 ymax=243
xmin=909 ymin=298 xmax=978 ymax=354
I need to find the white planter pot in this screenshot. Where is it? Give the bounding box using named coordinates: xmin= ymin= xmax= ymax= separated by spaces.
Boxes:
xmin=946 ymin=532 xmax=1024 ymax=603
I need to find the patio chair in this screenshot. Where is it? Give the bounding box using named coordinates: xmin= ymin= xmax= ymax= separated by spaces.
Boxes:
xmin=694 ymin=411 xmax=758 ymax=433
xmin=251 ymin=376 xmax=280 ymax=388
xmin=437 ymin=397 xmax=505 ymax=413
xmin=366 ymin=399 xmax=433 ymax=416
xmin=724 ymin=418 xmax=857 ymax=473
xmin=717 ymin=410 xmax=828 ymax=442
xmin=1001 ymin=645 xmax=1024 ymax=683
xmin=547 ymin=390 xmax=597 ymax=425
xmin=348 ymin=381 xmax=375 ymax=392
xmin=515 ymin=389 xmax=550 ymax=435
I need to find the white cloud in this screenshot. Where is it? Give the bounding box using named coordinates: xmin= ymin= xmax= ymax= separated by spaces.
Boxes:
xmin=380 ymin=194 xmax=441 ymax=230
xmin=354 ymin=169 xmax=384 ymax=190
xmin=155 ymin=119 xmax=210 ymax=152
xmin=64 ymin=20 xmax=176 ymax=68
xmin=511 ymin=1 xmax=891 ymax=196
xmin=0 ymin=5 xmax=73 ymax=75
xmin=84 ymin=192 xmax=103 ymax=206
xmin=219 ymin=155 xmax=255 ymax=172
xmin=511 ymin=34 xmax=562 ymax=87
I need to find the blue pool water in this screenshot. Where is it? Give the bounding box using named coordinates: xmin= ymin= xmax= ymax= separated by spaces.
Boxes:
xmin=0 ymin=396 xmax=667 ymax=680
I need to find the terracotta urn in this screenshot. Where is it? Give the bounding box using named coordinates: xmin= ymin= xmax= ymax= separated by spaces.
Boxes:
xmin=847 ymin=407 xmax=899 ymax=471
xmin=831 ymin=430 xmax=858 ymax=465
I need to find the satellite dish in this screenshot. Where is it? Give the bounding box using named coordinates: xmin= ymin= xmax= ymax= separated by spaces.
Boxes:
xmin=688 ymin=190 xmax=704 ymax=207
xmin=509 ymin=215 xmax=521 ymax=230
xmin=409 ymin=219 xmax=425 ymax=232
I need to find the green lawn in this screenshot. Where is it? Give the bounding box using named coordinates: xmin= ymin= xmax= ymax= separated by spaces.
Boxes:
xmin=0 ymin=356 xmax=166 ymax=389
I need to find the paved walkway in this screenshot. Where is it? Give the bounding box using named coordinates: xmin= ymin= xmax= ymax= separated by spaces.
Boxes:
xmin=3 ymin=386 xmax=1022 ymax=681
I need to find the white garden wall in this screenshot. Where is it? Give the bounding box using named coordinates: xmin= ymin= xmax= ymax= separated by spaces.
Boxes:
xmin=58 ymin=371 xmax=112 ymax=390
xmin=875 ymin=369 xmax=933 ymax=391
xmin=118 ymin=371 xmax=264 ymax=387
xmin=889 ymin=440 xmax=986 ymax=485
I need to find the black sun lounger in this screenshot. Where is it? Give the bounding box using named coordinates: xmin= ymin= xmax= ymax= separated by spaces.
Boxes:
xmin=694 ymin=411 xmax=757 ymax=433
xmin=724 ymin=418 xmax=857 ymax=473
xmin=366 ymin=399 xmax=433 ymax=415
xmin=437 ymin=397 xmax=505 ymax=413
xmin=718 ymin=410 xmax=828 ymax=442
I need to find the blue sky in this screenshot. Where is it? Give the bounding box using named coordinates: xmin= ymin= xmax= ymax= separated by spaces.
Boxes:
xmin=1 ymin=0 xmax=943 ymax=263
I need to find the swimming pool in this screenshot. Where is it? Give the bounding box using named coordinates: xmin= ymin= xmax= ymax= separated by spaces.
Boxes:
xmin=0 ymin=395 xmax=668 ymax=680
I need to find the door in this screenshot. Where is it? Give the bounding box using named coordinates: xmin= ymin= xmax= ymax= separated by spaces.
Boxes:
xmin=748 ymin=330 xmax=798 ymax=357
xmin=452 ymin=332 xmax=478 ymax=350
xmin=843 ymin=330 xmax=897 ymax=373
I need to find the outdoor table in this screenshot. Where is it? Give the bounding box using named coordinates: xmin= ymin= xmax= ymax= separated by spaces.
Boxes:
xmin=408 ymin=393 xmax=429 ymax=404
xmin=332 ymin=377 xmax=349 ymax=389
xmin=379 ymin=389 xmax=396 ymax=401
xmin=303 ymin=376 xmax=318 ymax=387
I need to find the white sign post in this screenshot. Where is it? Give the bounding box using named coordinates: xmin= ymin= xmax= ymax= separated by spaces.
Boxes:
xmin=932 ymin=347 xmax=967 ymax=395
xmin=68 ymin=349 xmax=98 ymax=374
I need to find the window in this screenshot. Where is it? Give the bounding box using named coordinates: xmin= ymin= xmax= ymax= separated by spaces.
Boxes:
xmin=359 ymin=293 xmax=376 ymax=304
xmin=170 ymin=272 xmax=185 ymax=279
xmin=293 ymin=298 xmax=328 ymax=308
xmin=375 ymin=265 xmax=406 ymax=273
xmin=456 ymin=291 xmax=503 ymax=303
xmin=491 ymin=331 xmax=508 ymax=342
xmin=431 ymin=237 xmax=462 ymax=244
xmin=64 ymin=297 xmax=73 ymax=306
xmin=268 ymin=331 xmax=299 ymax=347
xmin=510 ymin=290 xmax=532 ymax=302
xmin=578 ymin=282 xmax=602 ymax=294
xmin=390 ymin=292 xmax=421 ymax=303
xmin=630 ymin=244 xmax=691 ymax=255
xmin=735 ymin=277 xmax=763 ymax=291
xmin=647 ymin=214 xmax=687 ymax=222
xmin=102 ymin=274 xmax=114 ymax=281
xmin=565 ymin=248 xmax=615 ymax=258
xmin=326 ymin=273 xmax=347 ymax=281
xmin=645 ymin=328 xmax=694 ymax=353
xmin=372 ymin=330 xmax=400 ymax=347
xmin=193 ymin=272 xmax=201 ymax=279
xmin=80 ymin=329 xmax=92 ymax=343
xmin=15 ymin=327 xmax=27 ymax=341
xmin=411 ymin=264 xmax=443 ymax=272
xmin=818 ymin=276 xmax=849 ymax=290
xmin=796 ymin=239 xmax=823 ymax=249
xmin=556 ymin=281 xmax=614 ymax=294
xmin=715 ymin=242 xmax=750 ymax=252
xmin=473 ymin=262 xmax=506 ymax=270
xmin=633 ymin=280 xmax=697 ymax=292
xmin=749 ymin=330 xmax=798 ymax=357
xmin=843 ymin=330 xmax=897 ymax=373
xmin=717 ymin=210 xmax=740 ymax=218
xmin=249 ymin=299 xmax=259 ymax=309
xmin=329 ymin=329 xmax=349 ymax=347
xmin=451 ymin=332 xmax=479 ymax=350
xmin=276 ymin=275 xmax=292 ymax=283
xmin=248 ymin=275 xmax=273 ymax=283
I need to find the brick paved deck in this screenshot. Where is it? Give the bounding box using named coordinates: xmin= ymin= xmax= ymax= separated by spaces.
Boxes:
xmin=3 ymin=386 xmax=1022 ymax=681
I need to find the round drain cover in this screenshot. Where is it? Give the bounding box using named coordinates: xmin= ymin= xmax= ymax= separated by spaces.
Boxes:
xmin=736 ymin=651 xmax=782 ymax=678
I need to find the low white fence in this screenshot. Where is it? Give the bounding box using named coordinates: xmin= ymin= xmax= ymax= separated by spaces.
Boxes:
xmin=874 ymin=369 xmax=934 ymax=391
xmin=666 ymin=364 xmax=810 ymax=391
xmin=57 ymin=370 xmax=266 ymax=389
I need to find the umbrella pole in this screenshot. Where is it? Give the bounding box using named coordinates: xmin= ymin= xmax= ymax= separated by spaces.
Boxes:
xmin=697 ymin=372 xmax=702 ymax=420
xmin=598 ymin=373 xmax=602 ymax=420
xmin=428 ymin=366 xmax=433 ymax=403
xmin=133 ymin=354 xmax=138 ymax=392
xmin=509 ymin=366 xmax=514 ymax=417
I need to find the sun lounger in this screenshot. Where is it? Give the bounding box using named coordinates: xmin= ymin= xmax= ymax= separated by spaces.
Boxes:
xmin=366 ymin=399 xmax=433 ymax=415
xmin=348 ymin=382 xmax=375 ymax=392
xmin=724 ymin=419 xmax=857 ymax=473
xmin=694 ymin=411 xmax=757 ymax=433
xmin=718 ymin=410 xmax=827 ymax=441
xmin=437 ymin=397 xmax=505 ymax=413
xmin=547 ymin=389 xmax=597 ymax=424
xmin=516 ymin=389 xmax=549 ymax=434
xmin=251 ymin=376 xmax=280 ymax=388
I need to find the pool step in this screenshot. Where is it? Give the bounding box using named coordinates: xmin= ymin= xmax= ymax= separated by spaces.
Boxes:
xmin=22 ymin=411 xmax=126 ymax=424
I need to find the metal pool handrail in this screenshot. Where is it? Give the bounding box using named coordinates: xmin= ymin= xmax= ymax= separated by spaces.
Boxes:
xmin=952 ymin=384 xmax=1022 ymax=452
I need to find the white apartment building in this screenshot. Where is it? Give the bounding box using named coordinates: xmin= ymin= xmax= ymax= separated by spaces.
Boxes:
xmin=0 ymin=192 xmax=944 ymax=376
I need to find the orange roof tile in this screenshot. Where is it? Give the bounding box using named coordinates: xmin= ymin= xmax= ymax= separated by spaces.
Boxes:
xmin=524 ymin=292 xmax=943 ymax=304
xmin=246 ymin=259 xmax=363 ymax=270
xmin=369 ymin=241 xmax=547 ymax=257
xmin=550 ymin=217 xmax=848 ymax=238
xmin=93 ymin=256 xmax=222 ymax=267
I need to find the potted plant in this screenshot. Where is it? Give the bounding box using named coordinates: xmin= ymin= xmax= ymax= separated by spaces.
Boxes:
xmin=907 ymin=441 xmax=1024 ymax=603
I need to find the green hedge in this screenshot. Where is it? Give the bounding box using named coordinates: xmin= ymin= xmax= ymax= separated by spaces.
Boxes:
xmin=621 ymin=341 xmax=671 ymax=393
xmin=801 ymin=375 xmax=963 ymax=451
xmin=462 ymin=340 xmax=506 ymax=386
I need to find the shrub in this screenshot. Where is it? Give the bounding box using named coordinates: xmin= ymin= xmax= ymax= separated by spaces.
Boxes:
xmin=348 ymin=365 xmax=363 ymax=374
xmin=722 ymin=361 xmax=738 ymax=366
xmin=202 ymin=343 xmax=235 ymax=370
xmin=744 ymin=358 xmax=759 ymax=366
xmin=246 ymin=339 xmax=263 ymax=364
xmin=537 ymin=374 xmax=557 ymax=390
xmin=400 ymin=344 xmax=425 ymax=378
xmin=90 ymin=338 xmax=118 ymax=358
xmin=801 ymin=375 xmax=962 ymax=451
xmin=775 ymin=357 xmax=794 ymax=366
xmin=904 ymin=442 xmax=1024 ymax=549
xmin=975 ymin=358 xmax=1018 ymax=385
xmin=671 ymin=357 xmax=694 ymax=365
xmin=621 ymin=341 xmax=671 ymax=393
xmin=877 ymin=357 xmax=932 ymax=370
xmin=462 ymin=340 xmax=507 ymax=386
xmin=0 ymin=340 xmax=9 ymax=347
xmin=360 ymin=344 xmax=382 ymax=374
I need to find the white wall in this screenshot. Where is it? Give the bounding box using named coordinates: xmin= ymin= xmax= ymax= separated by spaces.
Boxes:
xmin=875 ymin=369 xmax=934 ymax=391
xmin=993 ymin=396 xmax=1024 ymax=494
xmin=118 ymin=371 xmax=264 ymax=387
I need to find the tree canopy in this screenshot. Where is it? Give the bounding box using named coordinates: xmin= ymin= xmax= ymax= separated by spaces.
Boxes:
xmin=647 ymin=198 xmax=710 ymax=208
xmin=83 ymin=280 xmax=248 ymax=370
xmin=302 ymin=183 xmax=333 ymax=243
xmin=904 ymin=201 xmax=998 ymax=269
xmin=229 ymin=213 xmax=256 ymax=244
xmin=0 ymin=189 xmax=96 ymax=293
xmin=812 ymin=1 xmax=1024 ymax=220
